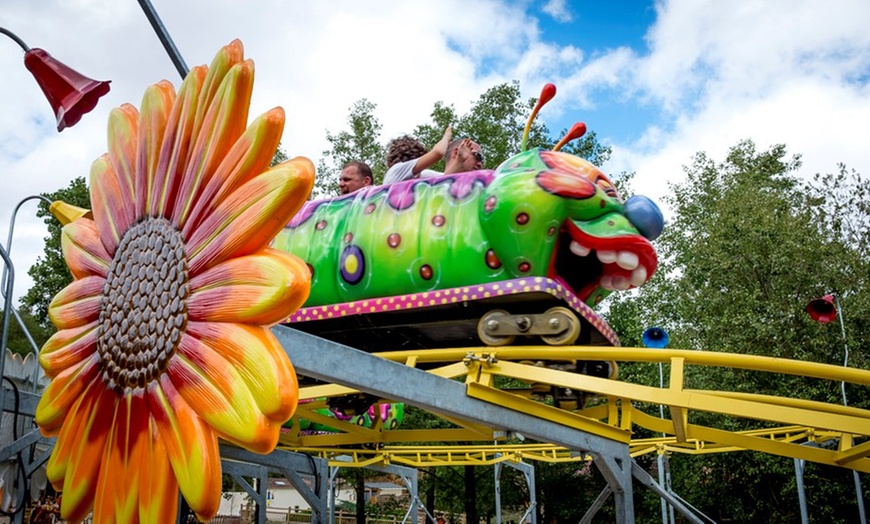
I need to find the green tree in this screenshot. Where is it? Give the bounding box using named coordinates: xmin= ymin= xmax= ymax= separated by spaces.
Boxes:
xmin=21 ymin=176 xmax=91 ymax=327
xmin=605 ymin=139 xmax=869 ymax=522
xmin=0 ymin=308 xmax=52 ymax=355
xmin=316 ymin=99 xmax=387 ymax=198
xmin=414 ymin=81 xmax=561 ymax=172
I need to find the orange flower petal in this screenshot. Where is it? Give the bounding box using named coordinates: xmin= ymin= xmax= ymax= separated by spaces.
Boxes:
xmin=139 ymin=418 xmax=179 ymax=523
xmin=61 ymin=219 xmax=111 ymax=280
xmin=48 ymin=275 xmax=103 ymax=330
xmin=170 ymin=333 xmax=282 ymax=453
xmin=147 ymin=376 xmax=221 ymax=520
xmin=136 ymin=81 xmax=176 ymax=218
xmin=193 ymin=39 xmax=245 ymax=135
xmin=107 ymin=104 xmax=139 ymax=203
xmin=39 ymin=322 xmax=98 ymax=378
xmin=36 ymin=356 xmax=101 ymax=434
xmin=185 ymin=321 xmax=297 ymax=423
xmin=90 ymin=154 xmax=130 ymax=256
xmin=45 ymin=375 xmax=103 ymax=490
xmin=188 ymin=248 xmax=310 ymax=325
xmin=94 ymin=392 xmax=148 ymax=523
xmin=149 ymin=65 xmax=207 ymax=219
xmin=187 ymin=158 xmax=315 ymax=275
xmin=58 ymin=384 xmax=115 ymax=523
xmin=182 ymin=107 xmax=285 ymax=238
xmin=171 ymin=60 xmax=254 ymax=229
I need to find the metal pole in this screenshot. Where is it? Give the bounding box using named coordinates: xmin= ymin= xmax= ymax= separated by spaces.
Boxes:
xmin=658 ymin=362 xmax=673 ymax=524
xmin=136 ymin=0 xmax=189 ymax=80
xmin=0 ymin=27 xmax=31 ymax=52
xmin=795 ymin=458 xmax=809 ymax=524
xmin=832 ymin=294 xmax=866 ymax=524
xmin=494 ymin=462 xmax=502 ymax=524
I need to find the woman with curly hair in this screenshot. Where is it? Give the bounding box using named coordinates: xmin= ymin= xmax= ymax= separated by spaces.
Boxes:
xmin=383 ymin=126 xmax=452 ymax=184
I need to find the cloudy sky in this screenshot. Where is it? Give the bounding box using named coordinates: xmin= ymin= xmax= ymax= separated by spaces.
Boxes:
xmin=1 ymin=0 xmax=868 ymax=304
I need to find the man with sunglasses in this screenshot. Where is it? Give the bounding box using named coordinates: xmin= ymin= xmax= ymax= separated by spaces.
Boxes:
xmin=444 ymin=138 xmax=485 ymax=174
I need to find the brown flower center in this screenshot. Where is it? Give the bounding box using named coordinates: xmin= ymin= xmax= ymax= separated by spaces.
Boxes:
xmin=97 ymin=218 xmax=189 ymax=392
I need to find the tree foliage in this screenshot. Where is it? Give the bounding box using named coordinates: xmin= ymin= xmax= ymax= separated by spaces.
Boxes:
xmin=317 ymin=81 xmax=613 ymax=198
xmin=21 ymin=176 xmax=91 ymax=326
xmin=315 ymin=99 xmax=387 ymax=198
xmin=605 ymin=139 xmax=870 ymax=522
xmin=0 ymin=308 xmax=52 ymax=355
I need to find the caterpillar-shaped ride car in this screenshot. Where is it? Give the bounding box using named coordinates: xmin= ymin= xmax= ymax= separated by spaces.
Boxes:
xmin=274 ymin=85 xmax=663 ymax=411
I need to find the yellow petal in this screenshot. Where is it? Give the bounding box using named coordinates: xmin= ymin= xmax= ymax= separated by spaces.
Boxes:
xmin=45 ymin=375 xmax=103 ymax=490
xmin=146 ymin=376 xmax=221 ymax=521
xmin=172 ymin=60 xmax=254 ymax=228
xmin=139 ymin=417 xmax=178 ymax=523
xmin=187 ymin=157 xmax=315 ymax=275
xmin=149 ymin=65 xmax=207 ymax=219
xmin=36 ymin=355 xmax=101 ymax=434
xmin=107 ymin=104 xmax=139 ymax=204
xmin=90 ymin=154 xmax=136 ymax=257
xmin=39 ymin=322 xmax=98 ymax=378
xmin=136 ymin=81 xmax=176 ymax=218
xmin=58 ymin=383 xmax=115 ymax=523
xmin=61 ymin=219 xmax=111 ymax=280
xmin=48 ymin=275 xmax=103 ymax=330
xmin=170 ymin=333 xmax=283 ymax=453
xmin=188 ymin=248 xmax=310 ymax=325
xmin=182 ymin=107 xmax=285 ymax=237
xmin=185 ymin=321 xmax=297 ymax=422
xmin=94 ymin=392 xmax=148 ymax=523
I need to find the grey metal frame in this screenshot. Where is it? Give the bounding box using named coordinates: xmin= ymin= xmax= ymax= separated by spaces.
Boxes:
xmin=273 ymin=325 xmax=636 ymax=522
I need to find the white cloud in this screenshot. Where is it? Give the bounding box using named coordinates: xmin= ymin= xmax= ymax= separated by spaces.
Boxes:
xmin=1 ymin=0 xmax=869 ymax=307
xmin=542 ymin=0 xmax=573 ymax=23
xmin=614 ymin=0 xmax=870 ymax=214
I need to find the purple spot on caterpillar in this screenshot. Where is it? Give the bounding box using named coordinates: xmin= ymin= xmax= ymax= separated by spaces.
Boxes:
xmin=340 ymin=245 xmax=365 ymax=285
xmin=287 ymin=201 xmax=323 ymax=228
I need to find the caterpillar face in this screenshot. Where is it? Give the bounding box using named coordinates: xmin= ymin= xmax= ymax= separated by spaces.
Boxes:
xmin=481 ymin=149 xmax=662 ymax=305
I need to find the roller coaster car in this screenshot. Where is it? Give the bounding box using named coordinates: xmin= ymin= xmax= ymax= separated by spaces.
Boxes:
xmin=274 ymin=87 xmax=663 ymax=409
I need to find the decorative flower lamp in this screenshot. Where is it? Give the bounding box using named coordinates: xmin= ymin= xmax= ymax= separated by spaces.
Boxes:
xmin=34 ymin=40 xmax=314 ymax=523
xmin=1 ymin=26 xmax=110 ymax=131
xmin=806 ymin=294 xmax=837 ymax=324
xmin=642 ymin=326 xmax=669 ymax=349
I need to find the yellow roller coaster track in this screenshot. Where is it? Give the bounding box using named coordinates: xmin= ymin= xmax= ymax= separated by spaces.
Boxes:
xmin=278 ymin=346 xmax=870 ymax=472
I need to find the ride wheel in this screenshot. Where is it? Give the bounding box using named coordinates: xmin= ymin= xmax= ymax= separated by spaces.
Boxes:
xmin=539 ymin=307 xmax=581 ymax=346
xmin=477 ymin=309 xmax=516 ymax=346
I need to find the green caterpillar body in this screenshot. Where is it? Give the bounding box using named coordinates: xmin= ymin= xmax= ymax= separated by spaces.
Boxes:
xmin=273 ymin=148 xmax=663 ymax=308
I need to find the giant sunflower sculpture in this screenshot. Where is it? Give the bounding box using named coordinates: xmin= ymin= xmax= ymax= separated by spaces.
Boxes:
xmin=34 ymin=40 xmax=314 ymax=523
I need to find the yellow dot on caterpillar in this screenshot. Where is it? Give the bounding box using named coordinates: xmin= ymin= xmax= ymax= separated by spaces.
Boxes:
xmin=345 ymin=254 xmax=359 ymax=274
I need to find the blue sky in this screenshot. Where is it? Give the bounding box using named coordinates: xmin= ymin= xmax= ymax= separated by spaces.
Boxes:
xmin=1 ymin=0 xmax=869 ymax=302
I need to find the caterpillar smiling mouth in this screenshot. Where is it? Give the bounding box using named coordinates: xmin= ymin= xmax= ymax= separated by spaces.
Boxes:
xmin=551 ymin=222 xmax=657 ymax=302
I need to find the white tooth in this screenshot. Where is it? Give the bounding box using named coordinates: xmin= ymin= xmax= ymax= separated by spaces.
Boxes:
xmin=570 ymin=241 xmax=591 ymax=257
xmin=597 ymin=250 xmax=617 ymax=264
xmin=616 ymin=251 xmax=639 ymax=270
xmin=630 ymin=266 xmax=648 ymax=286
xmin=613 ymin=275 xmax=631 ymax=290
xmin=600 ymin=275 xmax=614 ymax=290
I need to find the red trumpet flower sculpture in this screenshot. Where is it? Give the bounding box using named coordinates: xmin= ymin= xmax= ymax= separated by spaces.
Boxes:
xmin=2 ymin=26 xmax=110 ymax=131
xmin=806 ymin=294 xmax=837 ymax=324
